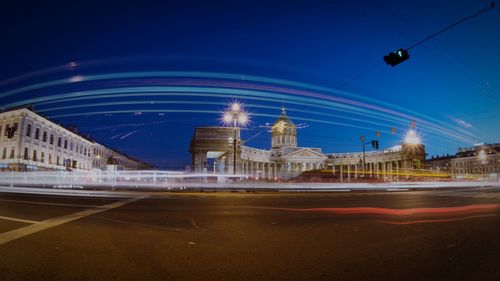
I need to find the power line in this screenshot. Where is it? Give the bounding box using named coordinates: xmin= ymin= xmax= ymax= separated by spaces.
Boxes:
xmin=336 ymin=63 xmax=382 ymax=89
xmin=407 ymin=2 xmax=498 ymax=50
xmin=337 ymin=2 xmax=498 ymax=87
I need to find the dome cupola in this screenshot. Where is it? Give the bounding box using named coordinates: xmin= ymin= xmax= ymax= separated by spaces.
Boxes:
xmin=271 ymin=107 xmax=297 ymax=148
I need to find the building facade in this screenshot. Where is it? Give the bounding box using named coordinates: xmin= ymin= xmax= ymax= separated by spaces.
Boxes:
xmin=0 ymin=107 xmax=151 ymax=171
xmin=190 ymin=108 xmax=426 ymax=180
xmin=426 ymin=143 xmax=500 ymax=179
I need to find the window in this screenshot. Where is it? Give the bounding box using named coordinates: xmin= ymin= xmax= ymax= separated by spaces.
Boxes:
xmin=64 ymin=140 xmax=68 ymax=149
xmin=41 ymin=152 xmax=45 ymax=163
xmin=58 ymin=137 xmax=62 ymax=147
xmin=50 ymin=134 xmax=54 ymax=145
xmin=2 ymin=147 xmax=6 ymax=159
xmin=24 ymin=147 xmax=29 ymax=160
xmin=9 ymin=147 xmax=15 ymax=159
xmin=57 ymin=156 xmax=60 ymax=165
xmin=4 ymin=124 xmax=18 ymax=138
xmin=49 ymin=154 xmax=52 ymax=164
xmin=70 ymin=142 xmax=73 ymax=151
xmin=33 ymin=150 xmax=37 ymax=162
xmin=42 ymin=131 xmax=47 ymax=142
xmin=35 ymin=128 xmax=40 ymax=139
xmin=26 ymin=124 xmax=32 ymax=137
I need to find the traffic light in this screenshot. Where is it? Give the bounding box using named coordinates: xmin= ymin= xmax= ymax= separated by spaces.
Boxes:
xmin=371 ymin=140 xmax=379 ymax=149
xmin=383 ymin=48 xmax=410 ymax=67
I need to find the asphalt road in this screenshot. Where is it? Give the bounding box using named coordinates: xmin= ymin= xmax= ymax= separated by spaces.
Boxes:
xmin=1 ymin=187 xmax=500 ymax=281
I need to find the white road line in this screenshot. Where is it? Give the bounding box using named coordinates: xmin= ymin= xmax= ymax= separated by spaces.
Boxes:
xmin=0 ymin=198 xmax=101 ymax=208
xmin=0 ymin=215 xmax=39 ymax=224
xmin=0 ymin=195 xmax=147 ymax=246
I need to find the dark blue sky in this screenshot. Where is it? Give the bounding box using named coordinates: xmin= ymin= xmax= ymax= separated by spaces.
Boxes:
xmin=1 ymin=0 xmax=499 ymax=169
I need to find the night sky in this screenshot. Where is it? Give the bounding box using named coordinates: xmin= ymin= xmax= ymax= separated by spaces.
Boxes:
xmin=1 ymin=0 xmax=499 ymax=169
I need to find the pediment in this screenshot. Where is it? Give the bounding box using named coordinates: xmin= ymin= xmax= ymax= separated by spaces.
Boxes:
xmin=283 ymin=148 xmax=325 ymax=158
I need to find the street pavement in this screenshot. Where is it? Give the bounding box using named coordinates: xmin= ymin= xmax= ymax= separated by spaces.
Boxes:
xmin=1 ymin=187 xmax=500 ymax=281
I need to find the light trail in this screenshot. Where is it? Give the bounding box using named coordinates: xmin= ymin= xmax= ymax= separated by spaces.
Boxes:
xmin=36 ymin=100 xmax=420 ymax=135
xmin=263 ymin=204 xmax=500 ymax=216
xmin=254 ymin=204 xmax=500 ymax=225
xmin=0 ymin=71 xmax=479 ymax=144
xmin=2 ymin=85 xmax=479 ymax=143
xmin=47 ymin=109 xmax=392 ymax=133
xmin=0 ymin=171 xmax=498 ymax=190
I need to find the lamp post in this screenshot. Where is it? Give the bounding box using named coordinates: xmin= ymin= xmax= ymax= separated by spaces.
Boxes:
xmin=402 ymin=128 xmax=422 ymax=178
xmin=222 ymin=102 xmax=249 ymax=174
xmin=478 ymin=150 xmax=487 ymax=179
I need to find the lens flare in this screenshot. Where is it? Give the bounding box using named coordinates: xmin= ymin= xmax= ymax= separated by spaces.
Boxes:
xmin=404 ymin=129 xmax=422 ymax=145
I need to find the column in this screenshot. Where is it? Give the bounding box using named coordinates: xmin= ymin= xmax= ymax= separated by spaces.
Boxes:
xmin=340 ymin=164 xmax=343 ymax=182
xmin=396 ymin=160 xmax=400 ymax=180
xmin=347 ymin=165 xmax=351 ymax=182
xmin=389 ymin=161 xmax=393 ymax=181
xmin=382 ymin=162 xmax=386 ymax=181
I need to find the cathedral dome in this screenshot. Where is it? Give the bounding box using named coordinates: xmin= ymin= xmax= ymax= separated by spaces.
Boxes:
xmin=271 ymin=107 xmax=297 ymax=148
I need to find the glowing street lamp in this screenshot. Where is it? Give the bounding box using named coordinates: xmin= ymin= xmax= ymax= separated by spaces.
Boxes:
xmin=403 ymin=129 xmax=422 ymax=146
xmin=221 ymin=101 xmax=250 ymax=174
xmin=402 ymin=128 xmax=423 ymax=174
xmin=231 ymin=102 xmax=241 ymax=112
xmin=478 ymin=150 xmax=487 ymax=178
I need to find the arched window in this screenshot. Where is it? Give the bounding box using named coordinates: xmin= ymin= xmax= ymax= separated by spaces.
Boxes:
xmin=35 ymin=128 xmax=40 ymax=140
xmin=42 ymin=131 xmax=47 ymax=142
xmin=24 ymin=147 xmax=29 ymax=160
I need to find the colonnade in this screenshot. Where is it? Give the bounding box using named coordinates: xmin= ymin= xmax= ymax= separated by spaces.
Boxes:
xmin=330 ymin=159 xmax=416 ymax=181
xmin=241 ymin=161 xmax=325 ymax=180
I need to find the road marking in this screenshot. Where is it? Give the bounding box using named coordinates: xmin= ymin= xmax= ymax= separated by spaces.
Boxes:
xmin=0 ymin=195 xmax=147 ymax=246
xmin=0 ymin=215 xmax=39 ymax=224
xmin=0 ymin=198 xmax=101 ymax=208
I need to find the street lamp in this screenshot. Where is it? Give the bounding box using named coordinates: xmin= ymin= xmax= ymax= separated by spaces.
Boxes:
xmin=478 ymin=150 xmax=487 ymax=179
xmin=403 ymin=129 xmax=422 ymax=146
xmin=222 ymin=102 xmax=249 ymax=174
xmin=402 ymin=129 xmax=423 ymax=177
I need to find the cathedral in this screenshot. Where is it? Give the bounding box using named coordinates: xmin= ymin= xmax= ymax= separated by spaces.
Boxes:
xmin=190 ymin=108 xmax=425 ymax=180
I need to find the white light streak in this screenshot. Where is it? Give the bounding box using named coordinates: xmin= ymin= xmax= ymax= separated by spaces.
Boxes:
xmin=0 ymin=171 xmax=498 ymax=191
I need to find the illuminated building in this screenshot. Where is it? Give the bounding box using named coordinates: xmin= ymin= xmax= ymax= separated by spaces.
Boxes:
xmin=0 ymin=107 xmax=151 ymax=171
xmin=190 ymin=107 xmax=425 ymax=180
xmin=426 ymin=143 xmax=500 ymax=179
